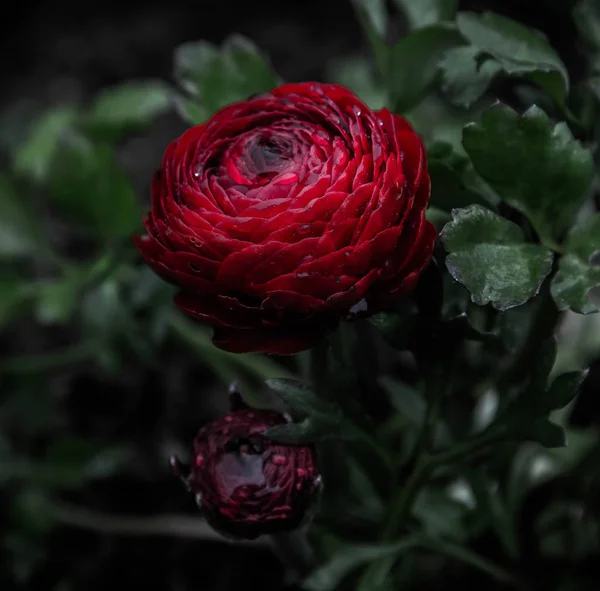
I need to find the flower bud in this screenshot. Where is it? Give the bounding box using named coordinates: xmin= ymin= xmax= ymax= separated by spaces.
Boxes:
xmin=171 ymin=403 xmax=320 ymax=540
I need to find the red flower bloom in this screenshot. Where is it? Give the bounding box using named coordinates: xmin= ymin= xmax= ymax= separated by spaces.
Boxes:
xmin=171 ymin=405 xmax=320 ymax=540
xmin=135 ymin=82 xmax=435 ymax=354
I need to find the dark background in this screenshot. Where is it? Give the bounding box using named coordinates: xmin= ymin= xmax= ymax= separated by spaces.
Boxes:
xmin=1 ymin=1 xmax=598 ymax=590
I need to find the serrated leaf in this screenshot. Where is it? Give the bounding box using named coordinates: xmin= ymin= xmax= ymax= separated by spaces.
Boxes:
xmin=462 ymin=104 xmax=594 ymax=248
xmin=392 ymin=0 xmax=457 ymax=30
xmin=389 ymin=25 xmax=463 ymax=112
xmin=456 ymin=12 xmax=569 ymax=104
xmin=49 ymin=133 xmax=140 ymax=240
xmin=302 ymin=538 xmax=419 ymax=591
xmin=546 ymin=370 xmax=588 ymax=411
xmin=441 ymin=205 xmax=554 ymax=310
xmin=551 ymin=214 xmax=600 ymax=313
xmin=526 ymin=419 xmax=566 ymax=448
xmin=266 ymin=378 xmax=338 ymax=417
xmin=14 ymin=106 xmax=77 ymax=182
xmin=174 ymin=35 xmax=279 ymax=118
xmin=0 ymin=174 xmax=45 ymax=258
xmin=87 ymin=80 xmax=172 ymax=136
xmin=439 ymin=46 xmax=503 ymax=107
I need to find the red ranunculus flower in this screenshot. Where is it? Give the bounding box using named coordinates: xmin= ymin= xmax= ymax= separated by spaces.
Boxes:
xmin=134 ymin=82 xmax=435 ymax=354
xmin=171 ymin=405 xmax=320 ymax=540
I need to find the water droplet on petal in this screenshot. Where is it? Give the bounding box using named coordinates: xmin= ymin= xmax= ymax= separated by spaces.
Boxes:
xmin=296 ymin=272 xmax=309 ymax=278
xmin=272 ymin=455 xmax=288 ymax=466
xmin=296 ymin=468 xmax=307 ymax=477
xmin=298 ymin=224 xmax=311 ymax=234
xmin=195 ymin=455 xmax=204 ymax=467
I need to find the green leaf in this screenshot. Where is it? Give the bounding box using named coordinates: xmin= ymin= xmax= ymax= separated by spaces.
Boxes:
xmin=462 ymin=104 xmax=594 ymax=248
xmin=349 ymin=0 xmax=389 ymax=77
xmin=326 ymin=55 xmax=388 ymax=109
xmin=392 ymin=0 xmax=457 ymax=30
xmin=439 ymin=46 xmax=503 ymax=107
xmin=429 ymin=158 xmax=493 ymax=211
xmin=456 ymin=12 xmax=569 ymax=104
xmin=441 ymin=205 xmax=554 ymax=310
xmin=546 ymin=370 xmax=588 ymax=411
xmin=36 ymin=271 xmax=85 ymax=325
xmin=526 ymin=418 xmax=566 ymax=448
xmin=49 ymin=133 xmax=140 ymax=240
xmin=389 ymin=25 xmax=463 ymax=112
xmin=302 ymin=538 xmax=419 ymax=591
xmin=551 ymin=214 xmax=600 ymax=313
xmin=14 ymin=106 xmax=78 ymax=182
xmin=0 ymin=274 xmax=33 ymax=326
xmin=379 ymin=377 xmax=426 ymax=427
xmin=174 ymin=35 xmax=280 ymax=118
xmin=266 ymin=378 xmax=339 ymax=418
xmin=573 ymin=0 xmax=600 ymax=51
xmin=87 ymin=80 xmax=172 ymax=137
xmin=264 ymin=418 xmax=337 ymax=445
xmin=368 ymin=306 xmax=417 ymax=350
xmin=0 ymin=174 xmax=45 ymax=258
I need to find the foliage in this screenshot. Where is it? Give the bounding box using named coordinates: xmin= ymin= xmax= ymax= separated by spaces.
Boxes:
xmin=2 ymin=1 xmax=600 ymax=590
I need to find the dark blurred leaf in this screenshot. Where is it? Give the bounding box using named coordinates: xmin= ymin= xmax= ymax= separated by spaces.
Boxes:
xmin=49 ymin=132 xmax=140 ymax=240
xmin=0 ymin=174 xmax=46 ymax=258
xmin=379 ymin=377 xmax=426 ymax=427
xmin=463 ymin=104 xmax=594 ymax=249
xmin=35 ymin=269 xmax=86 ymax=325
xmin=526 ymin=418 xmax=566 ymax=448
xmin=389 ymin=25 xmax=463 ymax=112
xmin=573 ymin=0 xmax=600 ymax=51
xmin=413 ymin=487 xmax=468 ymax=541
xmin=349 ymin=0 xmax=389 ymax=77
xmin=172 ymin=93 xmax=209 ymax=125
xmin=13 ymin=106 xmax=77 ymax=182
xmin=368 ymin=306 xmax=417 ymax=350
xmin=545 ymin=370 xmax=588 ymax=411
xmin=302 ymin=537 xmax=419 ymax=591
xmin=174 ymin=35 xmax=280 ymax=118
xmin=441 ymin=205 xmax=554 ymax=310
xmin=429 ymin=158 xmax=493 ymax=211
xmin=439 ymin=47 xmax=503 ymax=107
xmin=86 ymin=80 xmax=172 ymax=138
xmin=266 ymin=378 xmax=340 ymax=418
xmin=0 ymin=273 xmax=34 ymax=326
xmin=456 ymin=12 xmax=569 ymax=105
xmin=551 ymin=214 xmax=600 ymax=313
xmin=392 ymin=0 xmax=457 ymax=29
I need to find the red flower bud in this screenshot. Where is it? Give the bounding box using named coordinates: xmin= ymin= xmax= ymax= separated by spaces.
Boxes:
xmin=171 ymin=407 xmax=320 ymax=540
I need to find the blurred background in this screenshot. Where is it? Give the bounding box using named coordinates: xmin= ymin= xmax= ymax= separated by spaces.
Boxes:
xmin=1 ymin=1 xmax=600 ymax=590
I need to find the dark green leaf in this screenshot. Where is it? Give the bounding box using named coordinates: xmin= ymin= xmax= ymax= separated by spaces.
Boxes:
xmin=14 ymin=107 xmax=77 ymax=182
xmin=462 ymin=104 xmax=594 ymax=248
xmin=172 ymin=94 xmax=209 ymax=125
xmin=441 ymin=205 xmax=554 ymax=310
xmin=87 ymin=80 xmax=172 ymax=137
xmin=389 ymin=25 xmax=463 ymax=112
xmin=49 ymin=133 xmax=140 ymax=240
xmin=551 ymin=214 xmax=600 ymax=313
xmin=265 ymin=419 xmax=334 ymax=445
xmin=429 ymin=158 xmax=493 ymax=211
xmin=526 ymin=418 xmax=566 ymax=448
xmin=456 ymin=12 xmax=569 ymax=104
xmin=573 ymin=0 xmax=600 ymax=51
xmin=0 ymin=274 xmax=33 ymax=326
xmin=174 ymin=35 xmax=280 ymax=118
xmin=302 ymin=538 xmax=419 ymax=591
xmin=546 ymin=370 xmax=588 ymax=411
xmin=368 ymin=306 xmax=417 ymax=350
xmin=0 ymin=174 xmax=46 ymax=258
xmin=439 ymin=46 xmax=503 ymax=107
xmin=266 ymin=378 xmax=339 ymax=417
xmin=379 ymin=377 xmax=426 ymax=426
xmin=36 ymin=270 xmax=86 ymax=325
xmin=325 ymin=55 xmax=387 ymax=109
xmin=392 ymin=0 xmax=457 ymax=29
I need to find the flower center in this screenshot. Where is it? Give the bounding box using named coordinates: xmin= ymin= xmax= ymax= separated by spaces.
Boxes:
xmin=225 ymin=132 xmax=294 ymax=186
